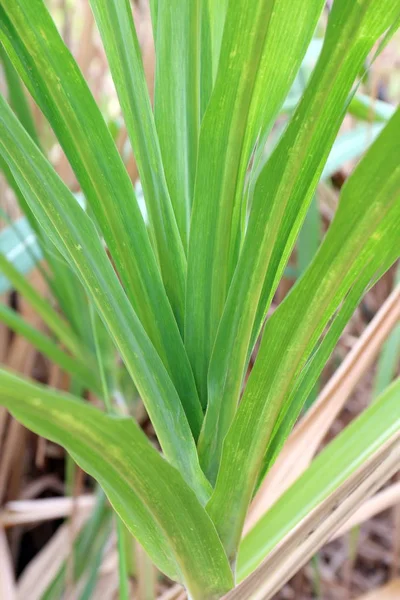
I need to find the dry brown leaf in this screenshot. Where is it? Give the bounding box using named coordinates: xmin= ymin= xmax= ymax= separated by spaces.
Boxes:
xmin=0 ymin=495 xmax=95 ymax=528
xmin=16 ymin=511 xmax=88 ymax=600
xmin=0 ymin=528 xmax=16 ymax=600
xmin=355 ymin=580 xmax=400 ymax=599
xmin=334 ymin=480 xmax=400 ymax=539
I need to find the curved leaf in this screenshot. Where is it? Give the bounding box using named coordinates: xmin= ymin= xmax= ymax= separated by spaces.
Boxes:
xmin=0 ymin=95 xmax=209 ymax=502
xmin=0 ymin=369 xmax=234 ymax=598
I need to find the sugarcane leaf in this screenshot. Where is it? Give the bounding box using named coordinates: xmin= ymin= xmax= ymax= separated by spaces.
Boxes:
xmin=199 ymin=0 xmax=400 ymax=486
xmin=148 ymin=0 xmax=158 ymax=40
xmin=259 ymin=275 xmax=399 ymax=485
xmin=185 ymin=0 xmax=325 ymax=407
xmin=206 ymin=0 xmax=229 ymax=81
xmin=0 ymin=252 xmax=89 ymax=361
xmin=0 ymin=41 xmax=40 ymax=147
xmin=207 ymin=104 xmax=400 ymax=559
xmin=0 ymin=369 xmax=234 ymax=598
xmin=349 ymin=93 xmax=395 ymax=123
xmin=0 ymin=95 xmax=209 ymax=502
xmin=200 ymin=0 xmax=213 ymax=119
xmin=89 ymin=0 xmax=187 ymax=307
xmin=0 ymin=303 xmax=100 ymax=394
xmin=154 ymin=0 xmax=200 ymax=248
xmin=0 ymin=1 xmax=203 ymax=437
xmin=322 ymin=122 xmax=384 ymax=180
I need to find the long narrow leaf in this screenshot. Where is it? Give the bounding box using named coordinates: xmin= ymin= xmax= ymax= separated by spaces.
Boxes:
xmin=207 ymin=105 xmax=400 ymax=559
xmin=186 ymin=0 xmax=324 ymax=406
xmin=0 ymin=95 xmax=209 ymax=502
xmin=0 ymin=1 xmax=203 ymax=435
xmin=0 ymin=303 xmax=100 ymax=394
xmin=0 ymin=369 xmax=234 ymax=598
xmin=154 ymin=0 xmax=200 ymax=248
xmin=200 ymin=0 xmax=400 ymax=483
xmin=0 ymin=253 xmax=88 ymax=362
xmin=0 ymin=42 xmax=40 ymax=147
xmin=89 ymin=0 xmax=187 ymax=303
xmin=237 ymin=378 xmax=400 ymax=583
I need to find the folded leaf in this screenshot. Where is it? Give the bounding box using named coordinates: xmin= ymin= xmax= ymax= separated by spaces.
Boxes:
xmin=154 ymin=0 xmax=200 ymax=248
xmin=186 ymin=0 xmax=324 ymax=407
xmin=89 ymin=0 xmax=188 ymax=297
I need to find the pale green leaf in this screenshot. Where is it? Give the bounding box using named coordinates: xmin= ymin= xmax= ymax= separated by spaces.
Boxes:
xmin=186 ymin=0 xmax=324 ymax=407
xmin=89 ymin=0 xmax=187 ymax=315
xmin=237 ymin=378 xmax=400 ymax=584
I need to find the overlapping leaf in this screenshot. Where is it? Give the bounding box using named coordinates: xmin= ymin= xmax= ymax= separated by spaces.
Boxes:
xmin=207 ymin=104 xmax=400 ymax=559
xmin=0 ymin=0 xmax=203 ymax=438
xmin=0 ymin=96 xmax=209 ymax=501
xmin=200 ymin=0 xmax=400 ymax=484
xmin=186 ymin=0 xmax=325 ymax=407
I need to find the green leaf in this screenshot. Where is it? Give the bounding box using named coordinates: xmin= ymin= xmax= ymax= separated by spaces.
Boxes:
xmin=154 ymin=0 xmax=200 ymax=248
xmin=206 ymin=104 xmax=400 ymax=559
xmin=229 ymin=0 xmax=325 ymax=280
xmin=89 ymin=0 xmax=187 ymax=308
xmin=207 ymin=0 xmax=229 ymax=82
xmin=0 ymin=369 xmax=234 ymax=598
xmin=0 ymin=252 xmax=89 ymax=362
xmin=297 ymin=195 xmax=320 ymax=277
xmin=199 ymin=0 xmax=400 ymax=484
xmin=349 ymin=93 xmax=395 ymax=123
xmin=42 ymin=489 xmax=112 ymax=600
xmin=186 ymin=0 xmax=325 ymax=407
xmin=0 ymin=41 xmax=40 ymax=147
xmin=149 ymin=0 xmax=158 ymax=40
xmin=0 ymin=95 xmax=209 ymax=502
xmin=237 ymin=378 xmax=400 ymax=581
xmin=0 ymin=1 xmax=203 ymax=434
xmin=258 ymin=268 xmax=394 ymax=485
xmin=0 ymin=302 xmax=100 ymax=394
xmin=200 ymin=0 xmax=213 ymax=118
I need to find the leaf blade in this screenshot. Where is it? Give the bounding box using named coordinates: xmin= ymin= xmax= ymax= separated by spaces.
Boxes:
xmin=207 ymin=104 xmax=400 ymax=558
xmin=0 ymin=369 xmax=234 ymax=597
xmin=200 ymin=0 xmax=400 ymax=484
xmin=0 ymin=0 xmax=203 ymax=437
xmin=0 ymin=95 xmax=209 ymax=502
